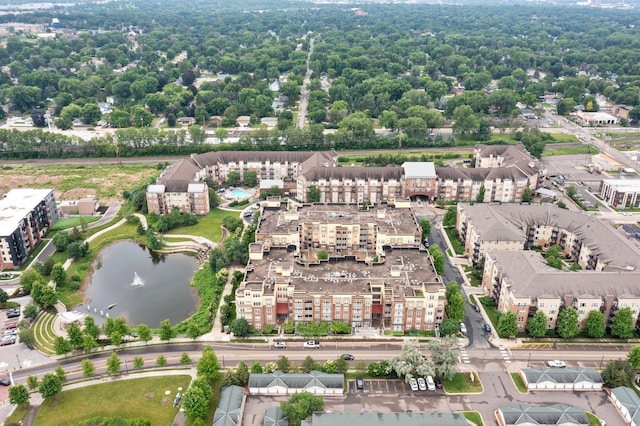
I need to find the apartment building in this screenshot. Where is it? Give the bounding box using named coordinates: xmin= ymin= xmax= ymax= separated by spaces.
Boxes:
xmin=0 ymin=189 xmax=58 ymax=269
xmin=146 ymin=158 xmax=210 ymax=215
xmin=457 ymin=203 xmax=640 ymax=271
xmin=483 ymin=250 xmax=640 ymax=331
xmin=236 ymin=200 xmax=446 ymax=332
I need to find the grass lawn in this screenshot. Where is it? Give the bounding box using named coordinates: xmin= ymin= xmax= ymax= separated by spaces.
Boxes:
xmin=34 ymin=376 xmax=191 ymax=426
xmin=6 ymin=403 xmax=30 ymax=425
xmin=542 ymin=145 xmax=597 ymax=156
xmin=479 ymin=296 xmax=499 ymax=328
xmin=444 ymin=228 xmax=465 ymax=255
xmin=443 ymin=372 xmax=483 ymax=393
xmin=586 ymin=412 xmax=602 ymax=426
xmin=50 ymin=216 xmax=101 ymax=231
xmin=510 ymin=372 xmax=528 ymax=393
xmin=165 ymin=208 xmax=240 ymax=242
xmin=464 ymin=411 xmax=484 ymax=426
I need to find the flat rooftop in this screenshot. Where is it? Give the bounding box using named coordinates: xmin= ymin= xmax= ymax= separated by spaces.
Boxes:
xmin=258 ymin=203 xmax=420 ymax=236
xmin=243 ymin=247 xmax=442 ymax=297
xmin=0 ymin=189 xmax=52 ymax=236
xmin=602 ymin=178 xmax=640 ymax=192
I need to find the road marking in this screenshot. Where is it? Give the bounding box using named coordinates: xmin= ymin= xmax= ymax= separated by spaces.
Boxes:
xmin=460 ymin=349 xmax=471 ymax=364
xmin=500 ymin=347 xmax=511 ymax=364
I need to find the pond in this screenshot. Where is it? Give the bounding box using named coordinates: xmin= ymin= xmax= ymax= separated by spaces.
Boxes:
xmin=77 ymin=240 xmax=199 ymax=327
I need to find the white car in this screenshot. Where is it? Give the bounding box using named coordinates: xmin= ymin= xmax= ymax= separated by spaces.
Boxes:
xmin=409 ymin=378 xmax=419 ymax=391
xmin=547 ymin=360 xmax=566 ymax=368
xmin=273 ymin=341 xmax=287 ymax=349
xmin=303 ymin=341 xmax=320 ymax=349
xmin=417 ymin=377 xmax=427 ymax=391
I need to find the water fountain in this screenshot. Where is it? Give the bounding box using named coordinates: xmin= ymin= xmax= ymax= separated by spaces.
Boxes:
xmin=131 ymin=272 xmax=145 ymax=288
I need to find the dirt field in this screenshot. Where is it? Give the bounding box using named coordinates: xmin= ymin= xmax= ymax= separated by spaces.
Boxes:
xmin=0 ymin=163 xmax=161 ymax=204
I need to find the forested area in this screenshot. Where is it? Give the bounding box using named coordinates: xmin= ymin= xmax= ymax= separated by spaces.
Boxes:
xmin=0 ymin=0 xmax=639 ymax=159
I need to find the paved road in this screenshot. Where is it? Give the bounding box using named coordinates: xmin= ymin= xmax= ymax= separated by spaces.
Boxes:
xmin=296 ymin=36 xmax=315 ymax=128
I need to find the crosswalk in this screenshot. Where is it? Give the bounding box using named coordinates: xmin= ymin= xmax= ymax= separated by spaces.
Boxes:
xmin=459 ymin=349 xmax=471 ymax=364
xmin=500 ymin=347 xmax=512 ymax=363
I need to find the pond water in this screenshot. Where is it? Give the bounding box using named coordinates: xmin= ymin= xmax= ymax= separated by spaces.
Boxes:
xmin=77 ymin=240 xmax=199 ymax=327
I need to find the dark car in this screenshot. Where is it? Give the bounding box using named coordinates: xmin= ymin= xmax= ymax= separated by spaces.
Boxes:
xmin=6 ymin=310 xmax=20 ymax=319
xmin=435 ymin=378 xmax=443 ymax=389
xmin=341 ymin=354 xmax=355 ymax=361
xmin=484 ymin=323 xmax=492 ymax=333
xmin=356 ymin=378 xmax=364 ymax=390
xmin=0 ymin=378 xmax=10 ymax=386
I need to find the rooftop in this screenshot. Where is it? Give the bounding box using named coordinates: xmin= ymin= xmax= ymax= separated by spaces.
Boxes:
xmin=0 ymin=189 xmax=53 ymax=236
xmin=303 ymin=412 xmax=468 ymax=426
xmin=602 ymin=178 xmax=640 ymax=192
xmin=402 ymin=162 xmax=436 ymax=178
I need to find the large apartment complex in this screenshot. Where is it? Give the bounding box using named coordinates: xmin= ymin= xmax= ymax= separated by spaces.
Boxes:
xmin=147 ymin=144 xmax=540 ymax=215
xmin=456 ymin=203 xmax=640 ymax=331
xmin=235 ymin=199 xmax=446 ymax=332
xmin=0 ymin=189 xmax=58 ymax=269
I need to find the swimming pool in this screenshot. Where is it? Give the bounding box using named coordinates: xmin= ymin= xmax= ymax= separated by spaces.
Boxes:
xmin=232 ymin=188 xmax=250 ymax=199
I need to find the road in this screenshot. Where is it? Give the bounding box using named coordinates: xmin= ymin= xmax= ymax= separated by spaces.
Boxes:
xmin=296 ymin=36 xmax=315 ymax=128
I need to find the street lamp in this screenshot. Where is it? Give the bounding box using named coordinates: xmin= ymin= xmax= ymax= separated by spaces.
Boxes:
xmin=124 ymin=359 xmax=129 ymax=374
xmin=16 ymin=354 xmax=21 ymax=369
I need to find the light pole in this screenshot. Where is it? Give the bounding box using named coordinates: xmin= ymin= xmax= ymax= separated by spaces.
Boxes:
xmin=16 ymin=354 xmax=21 ymax=369
xmin=124 ymin=359 xmax=129 ymax=374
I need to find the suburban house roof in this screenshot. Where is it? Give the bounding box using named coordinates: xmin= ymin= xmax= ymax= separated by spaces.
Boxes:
xmin=489 ymin=251 xmax=640 ymax=299
xmin=475 ymin=143 xmax=540 ymax=177
xmin=248 ymin=370 xmax=344 ymax=390
xmin=301 ymin=412 xmax=468 ymax=426
xmin=402 ymin=162 xmax=436 ymax=178
xmin=154 ymin=158 xmax=203 ymax=193
xmin=521 ymin=367 xmax=603 ymax=385
xmin=213 ymin=385 xmax=244 ymax=426
xmin=459 ymin=203 xmax=640 ymax=270
xmin=498 ymin=404 xmax=589 ymax=425
xmin=612 ymin=387 xmax=640 ymax=425
xmin=263 ymin=407 xmax=288 ymax=426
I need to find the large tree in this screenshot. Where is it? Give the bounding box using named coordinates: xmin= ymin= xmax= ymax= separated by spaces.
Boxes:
xmin=9 ymin=384 xmax=29 ymax=406
xmin=445 ymin=282 xmax=465 ymax=323
xmin=497 ymin=311 xmax=518 ymax=338
xmin=526 ymin=311 xmax=548 ymax=338
xmin=388 ymin=341 xmax=435 ymax=382
xmin=556 ymin=307 xmax=579 ymax=338
xmin=182 ymin=378 xmax=213 ymax=420
xmin=611 ymin=307 xmax=635 ymax=339
xmin=584 ymin=310 xmax=606 ymax=338
xmin=197 ymin=346 xmax=220 ymax=382
xmin=280 ymin=392 xmax=324 ymax=426
xmin=39 ymin=373 xmax=62 ymax=399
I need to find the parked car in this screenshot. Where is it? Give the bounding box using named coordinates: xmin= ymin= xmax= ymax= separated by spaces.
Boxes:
xmin=303 ymin=341 xmax=320 ymax=349
xmin=484 ymin=323 xmax=491 ymax=333
xmin=273 ymin=341 xmax=287 ymax=349
xmin=356 ymin=377 xmax=364 ymax=390
xmin=459 ymin=322 xmax=467 ymax=335
xmin=341 ymin=354 xmax=355 ymax=361
xmin=4 ymin=329 xmax=18 ymax=336
xmin=4 ymin=323 xmax=17 ymax=330
xmin=0 ymin=378 xmax=10 ymax=386
xmin=547 ymin=360 xmax=566 ymax=368
xmin=426 ymin=376 xmax=436 ymax=391
xmin=173 ymin=392 xmax=182 ymax=407
xmin=474 ymin=304 xmax=481 ymax=313
xmin=417 ymin=377 xmax=427 ymax=391
xmin=435 ymin=377 xmax=443 ymax=389
xmin=6 ymin=310 xmax=20 ymax=319
xmin=1 ymin=337 xmax=16 ymax=346
xmin=409 ymin=378 xmax=419 ymax=391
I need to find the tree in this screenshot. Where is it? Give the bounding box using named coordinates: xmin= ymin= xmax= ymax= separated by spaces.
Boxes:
xmin=106 ymin=352 xmax=122 ymax=375
xmin=54 ymin=366 xmax=67 ymax=383
xmin=68 ymin=241 xmax=89 ymax=260
xmin=428 ymin=335 xmax=460 ymax=380
xmin=308 ymin=186 xmax=321 ymax=203
xmin=27 ymin=376 xmax=38 ymax=390
xmin=497 ymin=311 xmax=518 ymax=338
xmin=334 ymin=357 xmax=349 ymax=374
xmin=133 ymin=356 xmax=144 ymax=368
xmin=226 ymin=171 xmax=241 ymax=186
xmin=388 ymin=341 xmax=434 ymax=381
xmin=159 ymin=319 xmax=174 ymax=342
xmin=9 ymin=384 xmax=29 ymax=406
xmin=138 ymin=323 xmax=152 ymax=344
xmin=526 ymin=311 xmax=548 ymax=338
xmin=428 ymin=245 xmax=445 ymax=275
xmin=301 ymin=356 xmax=317 ymax=373
xmin=584 ymin=310 xmax=606 ymax=338
xmin=439 ymin=318 xmax=460 ymax=337
xmin=31 ymin=282 xmax=58 ymax=309
xmin=66 ymin=322 xmax=84 ymax=350
xmin=443 ymin=206 xmax=457 ymax=227
xmin=452 ymin=105 xmax=478 ymax=135
xmin=230 ymin=318 xmax=251 ymax=337
xmin=197 ymin=346 xmax=220 ymax=382
xmin=277 ymin=356 xmax=290 ymax=373
xmin=611 ymin=307 xmax=635 ymax=339
xmin=18 ymin=329 xmax=34 ymax=348
xmin=23 ymin=302 xmax=38 ymax=321
xmin=419 ymin=219 xmax=431 ymax=239
xmin=243 ymin=170 xmax=258 ymax=187
xmin=39 ymin=373 xmax=62 ymax=399
xmin=251 ymin=362 xmax=263 ymax=373
xmin=476 ymin=184 xmax=486 ymax=203
xmin=54 ymin=336 xmax=71 ymax=356
xmin=0 ymin=288 xmax=8 ymax=304
xmin=280 ymin=392 xmax=324 ymax=426
xmin=19 ymin=269 xmax=43 ymax=292
xmin=83 ymin=316 xmax=100 ymax=340
xmin=601 ymin=360 xmax=634 ymax=388
xmin=81 ymin=359 xmax=95 ymax=377
xmin=445 ymin=282 xmax=465 ymax=323
xmin=556 ymin=307 xmax=579 ymax=338
xmin=521 ymin=187 xmax=532 ymax=203
xmin=180 ymin=352 xmax=192 ymax=365
xmin=156 ymin=354 xmax=167 ymax=367
xmin=182 ymin=378 xmax=212 ymax=420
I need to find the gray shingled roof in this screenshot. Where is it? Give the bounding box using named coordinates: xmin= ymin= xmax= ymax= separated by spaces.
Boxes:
xmin=304 ymin=412 xmax=468 ymax=426
xmin=301 ymin=166 xmax=404 ymax=181
xmin=499 ymin=404 xmax=589 ymax=425
xmin=263 ymin=407 xmax=288 ymax=426
xmin=192 ymin=151 xmax=333 ymax=168
xmin=612 ymin=387 xmax=640 ymax=425
xmin=248 ymin=370 xmax=344 ymax=390
xmin=459 ymin=203 xmax=640 ymax=269
xmin=521 ymin=367 xmax=602 ymax=385
xmin=213 ymin=385 xmax=244 ymax=426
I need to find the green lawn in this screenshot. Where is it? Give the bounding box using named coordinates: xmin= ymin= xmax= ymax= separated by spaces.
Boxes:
xmin=50 ymin=216 xmax=101 ymax=231
xmin=463 ymin=411 xmax=484 ymax=426
xmin=479 ymin=297 xmax=499 ymax=329
xmin=443 ymin=372 xmax=483 ymax=393
xmin=510 ymin=372 xmax=528 ymax=393
xmin=165 ymin=208 xmax=240 ymax=242
xmin=5 ymin=403 xmax=30 ymax=425
xmin=542 ymin=145 xmax=597 ymax=156
xmin=34 ymin=376 xmax=191 ymax=426
xmin=444 ymin=227 xmax=465 ymax=255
